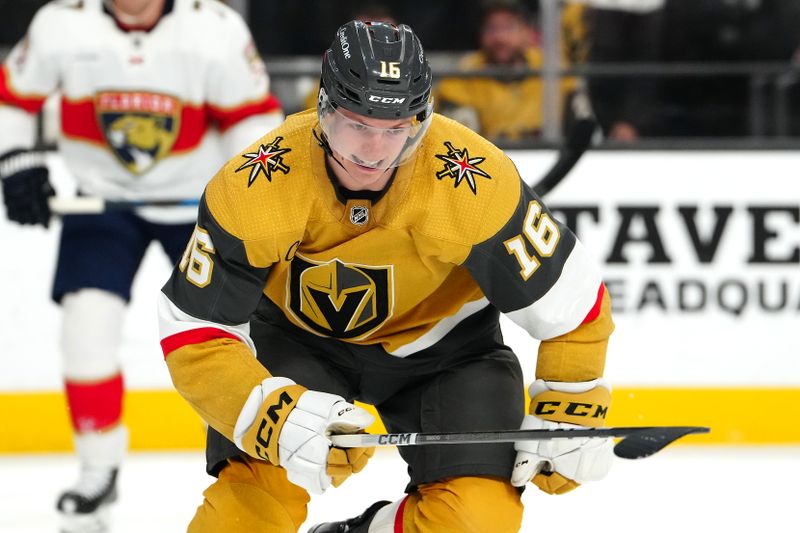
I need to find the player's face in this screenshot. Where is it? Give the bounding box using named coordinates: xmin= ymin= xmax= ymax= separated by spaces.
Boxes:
xmin=329 ymin=107 xmax=414 ymax=186
xmin=112 ymin=0 xmax=160 ymax=15
xmin=329 ymin=152 xmax=395 ymax=191
xmin=318 ymin=87 xmax=433 ymax=189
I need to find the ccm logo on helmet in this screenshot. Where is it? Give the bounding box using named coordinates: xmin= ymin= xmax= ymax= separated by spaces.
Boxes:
xmin=368 ymin=95 xmax=406 ymax=104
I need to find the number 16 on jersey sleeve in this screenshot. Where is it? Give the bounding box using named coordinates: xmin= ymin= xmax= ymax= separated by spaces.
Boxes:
xmin=503 ymin=200 xmax=561 ymax=280
xmin=179 ymin=225 xmax=216 ymax=288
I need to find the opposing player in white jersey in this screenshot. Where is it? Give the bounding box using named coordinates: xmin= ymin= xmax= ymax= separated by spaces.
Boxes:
xmin=0 ymin=0 xmax=282 ymax=530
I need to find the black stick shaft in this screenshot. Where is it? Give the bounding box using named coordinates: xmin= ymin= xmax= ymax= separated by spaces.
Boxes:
xmin=329 ymin=426 xmax=710 ymax=460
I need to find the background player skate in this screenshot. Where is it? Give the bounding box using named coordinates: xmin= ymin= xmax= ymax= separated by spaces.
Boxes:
xmin=0 ymin=0 xmax=282 ymax=531
xmin=159 ymin=20 xmax=614 ymax=532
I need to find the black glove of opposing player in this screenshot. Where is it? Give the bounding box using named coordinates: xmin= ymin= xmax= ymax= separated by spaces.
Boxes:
xmin=0 ymin=148 xmax=55 ymax=228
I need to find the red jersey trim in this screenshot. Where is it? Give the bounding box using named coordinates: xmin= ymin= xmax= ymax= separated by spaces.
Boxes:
xmin=160 ymin=327 xmax=240 ymax=359
xmin=394 ymin=496 xmax=409 ymax=533
xmin=0 ymin=65 xmax=47 ymax=114
xmin=173 ymin=105 xmax=208 ymax=151
xmin=61 ymin=98 xmax=103 ymax=143
xmin=581 ymin=283 xmax=605 ymax=325
xmin=207 ymin=93 xmax=281 ymax=132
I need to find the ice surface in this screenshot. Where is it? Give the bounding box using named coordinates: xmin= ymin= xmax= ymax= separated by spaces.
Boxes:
xmin=0 ymin=446 xmax=797 ymax=532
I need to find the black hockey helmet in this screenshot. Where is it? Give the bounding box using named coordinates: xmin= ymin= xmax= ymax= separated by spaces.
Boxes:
xmin=318 ymin=21 xmax=434 ymax=169
xmin=320 ymin=20 xmax=432 ymax=121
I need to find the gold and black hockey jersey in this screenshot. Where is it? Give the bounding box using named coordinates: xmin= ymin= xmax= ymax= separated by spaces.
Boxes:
xmin=159 ymin=109 xmax=612 ymax=440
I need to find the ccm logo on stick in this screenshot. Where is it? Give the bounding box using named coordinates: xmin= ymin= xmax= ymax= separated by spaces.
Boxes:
xmin=378 ymin=433 xmax=412 ymax=445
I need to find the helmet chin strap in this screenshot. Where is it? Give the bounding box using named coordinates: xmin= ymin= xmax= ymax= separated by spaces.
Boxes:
xmin=313 ymin=128 xmax=349 ymax=174
xmin=313 ymin=127 xmax=398 ymax=190
xmin=314 ymin=128 xmax=383 ymax=189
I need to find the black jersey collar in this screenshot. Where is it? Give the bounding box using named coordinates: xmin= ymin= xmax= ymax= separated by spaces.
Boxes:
xmin=323 ymin=157 xmax=396 ymax=205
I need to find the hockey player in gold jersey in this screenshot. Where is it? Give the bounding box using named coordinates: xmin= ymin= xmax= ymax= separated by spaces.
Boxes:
xmin=158 ymin=20 xmax=614 ymax=532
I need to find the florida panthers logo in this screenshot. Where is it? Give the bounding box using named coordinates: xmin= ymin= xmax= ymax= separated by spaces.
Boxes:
xmin=96 ymin=91 xmax=180 ymax=175
xmin=435 ymin=141 xmax=492 ymax=195
xmin=287 ymin=255 xmax=393 ymax=340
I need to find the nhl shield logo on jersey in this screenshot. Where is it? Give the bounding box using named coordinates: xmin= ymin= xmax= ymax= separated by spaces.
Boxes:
xmin=96 ymin=91 xmax=180 ymax=175
xmin=236 ymin=136 xmax=292 ymax=187
xmin=435 ymin=141 xmax=492 ymax=195
xmin=287 ymin=254 xmax=393 ymax=340
xmin=350 ymin=205 xmax=369 ymax=226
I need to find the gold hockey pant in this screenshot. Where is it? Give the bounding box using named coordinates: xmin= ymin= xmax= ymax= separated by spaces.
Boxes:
xmin=188 ymin=456 xmax=522 ymax=533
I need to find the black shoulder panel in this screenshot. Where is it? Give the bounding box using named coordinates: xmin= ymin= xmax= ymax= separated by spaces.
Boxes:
xmin=162 ymin=194 xmax=271 ymax=325
xmin=462 ymin=180 xmax=576 ymax=313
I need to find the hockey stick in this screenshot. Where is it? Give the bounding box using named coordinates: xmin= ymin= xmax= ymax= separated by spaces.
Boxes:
xmin=329 ymin=425 xmax=709 ymax=460
xmin=49 ymin=197 xmax=200 ymax=215
xmin=531 ymin=90 xmax=597 ymax=197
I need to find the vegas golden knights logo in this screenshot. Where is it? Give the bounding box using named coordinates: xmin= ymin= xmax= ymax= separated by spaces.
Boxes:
xmin=96 ymin=91 xmax=180 ymax=175
xmin=435 ymin=141 xmax=492 ymax=195
xmin=288 ymin=254 xmax=393 ymax=339
xmin=236 ymin=136 xmax=292 ymax=187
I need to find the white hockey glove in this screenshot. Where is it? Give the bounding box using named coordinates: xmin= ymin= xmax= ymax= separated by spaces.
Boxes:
xmin=511 ymin=379 xmax=614 ymax=494
xmin=234 ymin=377 xmax=375 ymax=494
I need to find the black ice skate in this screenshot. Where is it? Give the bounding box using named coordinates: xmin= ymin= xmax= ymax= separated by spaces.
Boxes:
xmin=307 ymin=500 xmax=392 ymax=533
xmin=56 ymin=466 xmax=118 ymax=533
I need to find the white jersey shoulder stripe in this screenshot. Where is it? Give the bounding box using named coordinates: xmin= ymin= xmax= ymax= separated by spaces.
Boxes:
xmin=505 ymin=239 xmax=602 ymax=340
xmin=388 ymin=297 xmax=490 ymax=357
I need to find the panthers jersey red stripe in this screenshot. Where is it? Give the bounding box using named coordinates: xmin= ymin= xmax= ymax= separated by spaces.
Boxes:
xmin=0 ymin=66 xmax=46 ymax=114
xmin=207 ymin=94 xmax=282 ymax=132
xmin=61 ymin=98 xmax=103 ymax=143
xmin=173 ymin=105 xmax=209 ymax=152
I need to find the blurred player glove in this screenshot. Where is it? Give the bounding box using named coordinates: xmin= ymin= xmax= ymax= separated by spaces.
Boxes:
xmin=234 ymin=377 xmax=375 ymax=494
xmin=0 ymin=148 xmax=54 ymax=228
xmin=511 ymin=379 xmax=613 ymax=494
